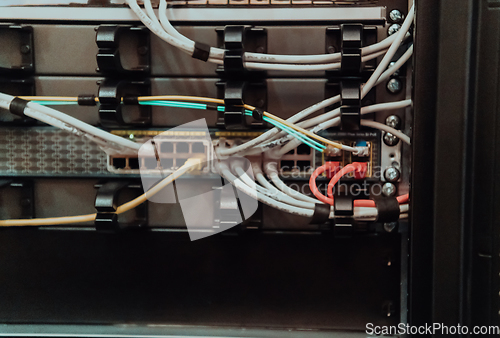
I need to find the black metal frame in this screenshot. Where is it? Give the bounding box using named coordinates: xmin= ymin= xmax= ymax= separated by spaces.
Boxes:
xmin=411 ymin=0 xmax=500 ymax=335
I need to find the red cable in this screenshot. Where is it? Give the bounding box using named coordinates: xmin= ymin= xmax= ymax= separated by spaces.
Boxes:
xmin=310 ymin=163 xmax=361 ymax=205
xmin=309 ymin=164 xmax=333 ymax=205
xmin=310 ymin=162 xmax=410 ymax=207
xmin=327 ymin=164 xmax=359 ymax=199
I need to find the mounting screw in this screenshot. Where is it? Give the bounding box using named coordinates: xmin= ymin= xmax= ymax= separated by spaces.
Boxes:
xmin=256 ymin=46 xmax=265 ymax=53
xmin=389 ymin=9 xmax=405 ymax=23
xmin=382 ymin=182 xmax=397 ymax=197
xmin=388 ymin=61 xmax=401 ymax=76
xmin=20 ymin=45 xmax=30 ymax=54
xmin=384 ymin=167 xmax=401 ymax=182
xmin=384 ymin=132 xmax=400 ymax=146
xmin=327 ymin=45 xmax=336 ymax=54
xmin=385 ymin=115 xmax=401 ymax=129
xmin=388 ymin=24 xmax=402 ymax=36
xmin=387 ymin=78 xmax=403 ymax=94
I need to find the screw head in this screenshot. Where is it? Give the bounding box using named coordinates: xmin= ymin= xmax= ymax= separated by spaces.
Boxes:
xmin=385 ymin=115 xmax=401 ymax=129
xmin=389 ymin=9 xmax=405 ymax=23
xmin=384 ymin=167 xmax=401 ymax=182
xmin=388 ymin=23 xmax=402 ymax=36
xmin=386 ymin=78 xmax=403 ymax=94
xmin=327 ymin=45 xmax=336 ymax=54
xmin=20 ymin=45 xmax=30 ymax=54
xmin=382 ymin=182 xmax=397 ymax=197
xmin=388 ymin=61 xmax=401 ymax=76
xmin=384 ymin=132 xmax=400 ymax=147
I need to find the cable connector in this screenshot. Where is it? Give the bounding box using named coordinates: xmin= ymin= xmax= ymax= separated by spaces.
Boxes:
xmin=353 ymin=146 xmax=370 ymax=157
xmin=324 ymin=161 xmax=341 ymax=179
xmin=351 ymin=162 xmax=369 ymax=179
xmin=185 ymin=158 xmax=204 ymax=173
xmin=324 ymin=145 xmax=343 ymax=157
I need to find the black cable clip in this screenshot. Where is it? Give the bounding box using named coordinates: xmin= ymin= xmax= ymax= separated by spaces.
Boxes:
xmin=340 ymin=80 xmax=361 ymax=131
xmin=215 ymin=26 xmax=267 ymax=130
xmin=215 ymin=81 xmax=267 ymax=130
xmin=334 ymin=196 xmax=355 ymax=237
xmin=98 ymin=79 xmax=151 ymax=128
xmin=216 ymin=26 xmax=267 ymax=78
xmin=220 ymin=81 xmax=247 ymax=130
xmin=0 ymin=78 xmax=36 ymax=125
xmin=340 ymin=24 xmax=363 ymax=131
xmin=96 ymin=25 xmax=150 ymax=75
xmin=94 ymin=181 xmax=147 ymax=234
xmin=340 ymin=24 xmax=363 ymax=76
xmin=0 ymin=24 xmax=34 ymax=75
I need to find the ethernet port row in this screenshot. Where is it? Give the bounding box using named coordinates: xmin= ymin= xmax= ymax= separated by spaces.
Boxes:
xmin=280 ymin=160 xmax=294 ymax=172
xmin=280 ymin=160 xmax=312 ymax=172
xmin=159 ymin=141 xmax=206 ymax=154
xmin=112 ymin=157 xmax=140 ymax=170
xmin=112 ymin=158 xmax=126 ymax=169
xmin=284 ymin=144 xmax=311 ymax=156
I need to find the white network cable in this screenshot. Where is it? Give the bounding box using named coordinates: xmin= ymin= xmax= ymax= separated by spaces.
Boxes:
xmin=263 ymin=163 xmax=319 ymax=204
xmin=217 ymin=35 xmax=414 ymax=158
xmin=0 ymin=93 xmax=141 ymax=156
xmin=227 ymin=163 xmax=409 ymax=220
xmin=273 ymin=98 xmax=412 ymax=156
xmin=219 ymin=162 xmax=315 ymax=218
xmin=128 ymin=0 xmax=405 ymax=70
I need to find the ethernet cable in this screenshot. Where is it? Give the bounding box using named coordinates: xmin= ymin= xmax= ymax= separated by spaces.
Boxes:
xmin=252 ymin=166 xmax=319 ymax=209
xmin=0 ymin=158 xmax=201 ymax=227
xmin=269 ymin=41 xmax=413 ymax=153
xmin=309 ymin=162 xmax=410 ymax=218
xmin=264 ymin=162 xmax=320 ymax=204
xmin=360 ymin=120 xmax=411 ymax=145
xmin=216 ymin=42 xmax=414 ymax=157
xmin=29 ymin=97 xmax=327 ymax=153
xmin=15 ymin=32 xmax=413 ymax=157
xmin=19 ymin=94 xmax=351 ymax=153
xmin=20 ymin=37 xmax=413 ymax=156
xmin=260 ymin=99 xmax=412 ymax=156
xmin=219 ymin=162 xmax=316 ymax=218
xmin=129 ymin=0 xmax=408 ymax=70
xmin=227 ymin=163 xmax=409 ymax=221
xmin=143 ymin=100 xmax=325 ymax=151
xmin=0 ymin=93 xmax=141 ymax=156
xmin=233 ymin=166 xmax=320 ymax=210
xmin=362 ymin=5 xmax=414 ymax=98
